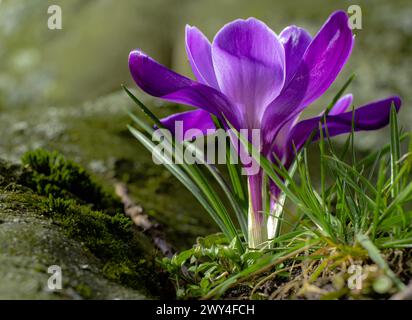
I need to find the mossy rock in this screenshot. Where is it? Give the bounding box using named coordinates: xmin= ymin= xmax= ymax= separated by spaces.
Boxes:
xmin=0 ymin=154 xmax=172 ymax=299
xmin=0 ymin=207 xmax=146 ymax=299
xmin=0 ymin=92 xmax=218 ymax=249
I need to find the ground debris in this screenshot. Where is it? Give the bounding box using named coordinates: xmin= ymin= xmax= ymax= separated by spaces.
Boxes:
xmin=115 ymin=182 xmax=175 ymax=258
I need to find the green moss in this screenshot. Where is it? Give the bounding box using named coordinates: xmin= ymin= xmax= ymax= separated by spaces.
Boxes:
xmin=49 ymin=200 xmax=171 ymax=296
xmin=21 ymin=149 xmax=122 ymax=213
xmin=74 ymin=284 xmax=93 ymax=299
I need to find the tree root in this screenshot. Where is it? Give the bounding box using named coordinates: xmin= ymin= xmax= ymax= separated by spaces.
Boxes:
xmin=115 ymin=182 xmax=175 ymax=258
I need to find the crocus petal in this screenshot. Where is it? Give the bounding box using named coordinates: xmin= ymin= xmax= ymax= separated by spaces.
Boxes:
xmin=186 ymin=26 xmax=219 ymax=89
xmin=265 ymin=93 xmax=352 ymax=157
xmin=327 ymin=93 xmax=353 ymax=116
xmin=212 ymin=18 xmax=285 ymax=128
xmin=271 ymin=94 xmax=352 ymax=157
xmin=269 ymin=114 xmax=301 ymax=158
xmin=290 ymin=11 xmax=354 ymax=108
xmin=279 ymin=25 xmax=312 ymax=86
xmin=284 ymin=96 xmax=402 ymax=166
xmin=261 ymin=11 xmax=354 ymax=149
xmin=129 ymin=50 xmax=241 ymax=128
xmin=160 ymin=109 xmax=215 ymax=141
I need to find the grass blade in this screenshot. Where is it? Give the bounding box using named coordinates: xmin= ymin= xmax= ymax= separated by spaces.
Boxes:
xmin=357 ymin=234 xmax=405 ymax=291
xmin=390 ymin=103 xmax=401 ymax=198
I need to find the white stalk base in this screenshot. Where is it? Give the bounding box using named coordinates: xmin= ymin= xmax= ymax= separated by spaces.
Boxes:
xmin=267 ymin=193 xmax=286 ymax=241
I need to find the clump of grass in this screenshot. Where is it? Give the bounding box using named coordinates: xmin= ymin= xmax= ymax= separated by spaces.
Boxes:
xmin=278 ymin=105 xmax=412 ymax=250
xmin=129 ymin=89 xmax=411 ymax=298
xmin=161 ymin=233 xmax=253 ymax=299
xmin=193 ymin=108 xmax=412 ymax=298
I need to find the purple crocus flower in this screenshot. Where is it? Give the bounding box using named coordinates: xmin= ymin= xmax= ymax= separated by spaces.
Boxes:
xmin=129 ymin=11 xmax=401 ymax=248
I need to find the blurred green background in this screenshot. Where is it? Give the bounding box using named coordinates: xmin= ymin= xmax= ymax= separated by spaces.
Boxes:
xmin=0 ymin=0 xmax=411 ymax=247
xmin=0 ymin=0 xmax=410 ymax=110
